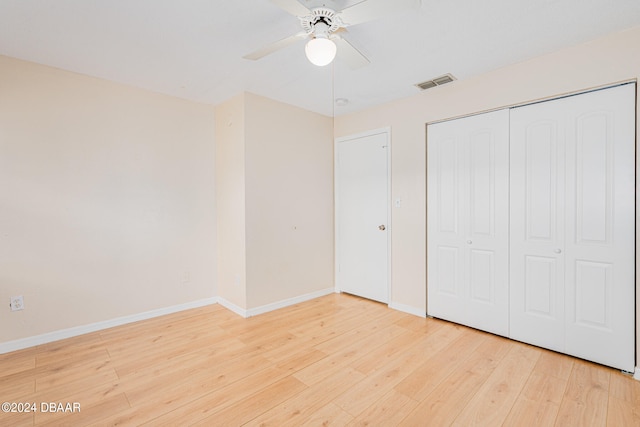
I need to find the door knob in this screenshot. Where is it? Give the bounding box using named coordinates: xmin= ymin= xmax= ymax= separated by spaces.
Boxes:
xmin=467 ymin=240 xmax=472 ymax=244
xmin=554 ymin=249 xmax=562 ymax=254
xmin=378 ymin=225 xmax=386 ymax=231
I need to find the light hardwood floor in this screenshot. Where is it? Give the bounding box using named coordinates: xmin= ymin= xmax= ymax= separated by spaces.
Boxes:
xmin=1 ymin=293 xmax=639 ymax=426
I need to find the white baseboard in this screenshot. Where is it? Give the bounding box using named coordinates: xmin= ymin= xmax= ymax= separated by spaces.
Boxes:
xmin=0 ymin=297 xmax=218 ymax=355
xmin=217 ymin=297 xmax=248 ymax=318
xmin=634 ymin=367 xmax=640 ymax=381
xmin=247 ymin=287 xmax=335 ymax=317
xmin=389 ymin=301 xmax=426 ymax=318
xmin=217 ymin=288 xmax=335 ymax=318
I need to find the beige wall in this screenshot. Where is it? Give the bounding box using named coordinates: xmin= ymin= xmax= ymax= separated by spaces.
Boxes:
xmin=334 ymin=25 xmax=640 ymax=363
xmin=215 ymin=93 xmax=334 ymax=312
xmin=215 ymin=94 xmax=247 ymax=308
xmin=1 ymin=57 xmax=333 ymax=346
xmin=0 ymin=55 xmax=217 ymax=343
xmin=244 ymin=93 xmax=334 ymax=309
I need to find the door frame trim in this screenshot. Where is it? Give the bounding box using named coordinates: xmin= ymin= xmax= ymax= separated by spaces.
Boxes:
xmin=334 ymin=127 xmax=392 ymax=304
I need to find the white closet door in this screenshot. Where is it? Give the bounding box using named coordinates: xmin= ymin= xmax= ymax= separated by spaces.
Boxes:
xmin=509 ymin=103 xmax=566 ymax=352
xmin=510 ymin=84 xmax=635 ymax=371
xmin=563 ymin=85 xmax=635 ymax=371
xmin=427 ymin=110 xmax=510 ymax=336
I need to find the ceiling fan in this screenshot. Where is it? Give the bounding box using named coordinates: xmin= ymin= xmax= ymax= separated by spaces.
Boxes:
xmin=244 ymin=0 xmax=420 ymax=68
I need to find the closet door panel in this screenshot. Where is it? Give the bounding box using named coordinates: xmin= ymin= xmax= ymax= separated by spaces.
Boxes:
xmin=465 ymin=116 xmax=510 ymax=335
xmin=428 ymin=110 xmax=509 ymax=336
xmin=525 ymin=122 xmax=561 ymax=242
xmin=469 ymin=130 xmax=495 ymax=237
xmin=428 ymin=132 xmax=467 ymax=322
xmin=524 ymin=255 xmax=558 ymax=317
xmin=436 ymin=137 xmax=461 ymax=235
xmin=573 ymin=260 xmax=612 ymax=327
xmin=575 ymin=112 xmax=611 ymax=243
xmin=563 ymin=84 xmax=636 ymax=372
xmin=510 ymin=108 xmax=565 ymax=352
xmin=469 ymin=249 xmax=494 ymax=302
xmin=435 ymin=245 xmax=461 ymax=296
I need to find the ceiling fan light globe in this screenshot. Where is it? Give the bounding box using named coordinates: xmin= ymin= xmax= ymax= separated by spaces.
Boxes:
xmin=305 ymin=37 xmax=337 ymax=66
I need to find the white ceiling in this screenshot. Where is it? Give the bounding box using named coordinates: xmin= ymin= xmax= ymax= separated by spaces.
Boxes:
xmin=1 ymin=0 xmax=639 ymax=116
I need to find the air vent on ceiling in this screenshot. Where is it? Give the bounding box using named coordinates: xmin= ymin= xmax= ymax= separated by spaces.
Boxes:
xmin=415 ymin=73 xmax=456 ymax=91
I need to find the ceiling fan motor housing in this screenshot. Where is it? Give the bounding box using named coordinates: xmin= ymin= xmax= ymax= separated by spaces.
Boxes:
xmin=300 ymin=8 xmax=342 ymax=37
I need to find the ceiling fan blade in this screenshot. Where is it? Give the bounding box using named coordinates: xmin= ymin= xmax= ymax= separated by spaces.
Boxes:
xmin=334 ymin=37 xmax=370 ymax=69
xmin=270 ymin=0 xmax=311 ymax=17
xmin=339 ymin=0 xmax=420 ymax=26
xmin=243 ymin=32 xmax=308 ymax=60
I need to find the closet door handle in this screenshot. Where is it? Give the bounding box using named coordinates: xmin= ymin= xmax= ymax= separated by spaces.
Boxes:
xmin=466 ymin=240 xmax=472 ymax=245
xmin=554 ymin=248 xmax=562 ymax=254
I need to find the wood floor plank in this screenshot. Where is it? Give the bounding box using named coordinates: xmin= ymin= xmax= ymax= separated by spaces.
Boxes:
xmin=112 ymin=333 xmax=246 ymax=378
xmin=0 ymin=411 xmax=34 ymax=427
xmin=335 ymin=323 xmax=466 ymax=417
xmin=122 ymin=351 xmax=272 ymax=408
xmin=348 ymin=389 xmax=419 ymax=426
xmin=138 ymin=366 xmax=290 ymax=426
xmin=286 ymin=303 xmax=368 ymax=338
xmin=293 ymin=323 xmax=409 ymax=386
xmin=608 ymin=371 xmax=640 ymax=427
xmin=190 ymin=376 xmax=308 ymax=426
xmin=35 ymin=358 xmax=116 ymax=392
xmin=392 ymin=313 xmax=444 ymax=333
xmin=261 ymin=307 xmax=384 ymax=363
xmin=500 ymin=348 xmax=576 ymax=426
xmin=451 ymin=343 xmax=541 ymax=426
xmin=394 ymin=326 xmax=487 ymax=401
xmin=349 ymin=328 xmax=420 ymax=375
xmin=555 ymin=360 xmax=611 ymax=427
xmin=103 ymin=324 xmax=231 ymax=362
xmin=502 ymin=372 xmax=566 ymax=426
xmin=399 ymin=335 xmax=512 ymax=426
xmin=220 ymin=298 xmax=336 ymax=339
xmin=607 ymin=395 xmax=640 ymax=426
xmin=609 ymin=370 xmax=640 ymax=405
xmin=35 ymin=332 xmax=104 ymax=356
xmin=97 ymin=305 xmax=221 ymax=341
xmin=4 ymin=350 xmax=116 ymax=398
xmin=0 ymin=294 xmax=633 ymax=426
xmin=531 ymin=350 xmax=575 ymax=381
xmin=453 ymin=343 xmax=541 ymax=426
xmin=0 ymin=375 xmax=35 ymax=401
xmin=299 ymin=402 xmax=355 ymax=426
xmin=312 ymin=310 xmax=408 ymax=354
xmin=0 ymin=348 xmax=36 ymax=378
xmin=249 ymin=366 xmax=366 ymax=426
xmin=274 ymin=347 xmax=328 ymax=375
xmin=29 ymin=370 xmax=122 ymax=407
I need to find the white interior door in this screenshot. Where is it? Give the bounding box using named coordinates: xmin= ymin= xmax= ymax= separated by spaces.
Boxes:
xmin=510 ymin=84 xmax=635 ymax=371
xmin=427 ymin=110 xmax=510 ymax=336
xmin=336 ymin=129 xmax=390 ymax=303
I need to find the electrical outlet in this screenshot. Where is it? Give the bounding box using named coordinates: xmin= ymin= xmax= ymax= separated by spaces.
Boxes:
xmin=10 ymin=295 xmax=24 ymax=311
